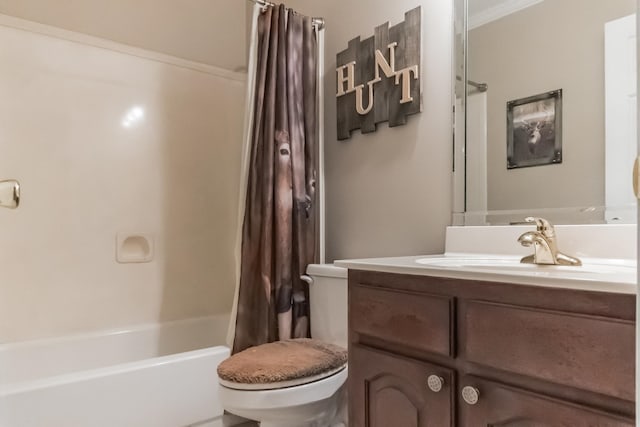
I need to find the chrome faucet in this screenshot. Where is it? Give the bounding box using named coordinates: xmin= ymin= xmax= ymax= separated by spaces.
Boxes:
xmin=515 ymin=217 xmax=581 ymax=266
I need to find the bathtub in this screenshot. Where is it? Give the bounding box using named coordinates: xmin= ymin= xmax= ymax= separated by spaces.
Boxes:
xmin=0 ymin=315 xmax=232 ymax=427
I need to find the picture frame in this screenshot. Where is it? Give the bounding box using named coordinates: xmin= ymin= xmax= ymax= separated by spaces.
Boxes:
xmin=507 ymin=89 xmax=562 ymax=169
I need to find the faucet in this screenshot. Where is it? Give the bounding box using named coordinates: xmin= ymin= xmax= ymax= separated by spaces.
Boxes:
xmin=515 ymin=217 xmax=581 ymax=266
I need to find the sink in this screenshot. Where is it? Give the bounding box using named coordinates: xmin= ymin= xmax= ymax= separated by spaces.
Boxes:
xmin=414 ymin=256 xmax=636 ymax=281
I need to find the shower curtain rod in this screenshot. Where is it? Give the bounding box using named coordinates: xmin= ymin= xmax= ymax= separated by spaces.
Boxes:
xmin=247 ymin=0 xmax=325 ymax=29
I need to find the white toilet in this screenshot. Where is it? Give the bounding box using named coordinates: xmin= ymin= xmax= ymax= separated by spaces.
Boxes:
xmin=218 ymin=263 xmax=348 ymax=427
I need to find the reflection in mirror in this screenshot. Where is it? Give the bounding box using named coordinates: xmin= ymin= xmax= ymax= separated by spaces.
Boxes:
xmin=453 ymin=0 xmax=467 ymax=219
xmin=454 ymin=0 xmax=637 ymax=225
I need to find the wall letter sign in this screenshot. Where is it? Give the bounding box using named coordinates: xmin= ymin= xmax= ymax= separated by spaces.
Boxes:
xmin=336 ymin=7 xmax=421 ymax=141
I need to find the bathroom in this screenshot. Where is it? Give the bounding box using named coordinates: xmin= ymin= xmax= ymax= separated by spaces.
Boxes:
xmin=0 ymin=0 xmax=637 ymax=426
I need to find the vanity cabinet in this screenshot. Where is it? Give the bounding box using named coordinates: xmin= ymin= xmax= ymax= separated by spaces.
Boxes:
xmin=350 ymin=345 xmax=454 ymax=427
xmin=348 ymin=270 xmax=635 ymax=427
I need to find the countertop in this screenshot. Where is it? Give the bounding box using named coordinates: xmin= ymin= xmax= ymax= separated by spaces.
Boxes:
xmin=335 ymin=254 xmax=637 ymax=295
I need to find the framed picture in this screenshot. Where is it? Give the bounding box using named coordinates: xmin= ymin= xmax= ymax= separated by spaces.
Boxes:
xmin=507 ymin=89 xmax=562 ymax=169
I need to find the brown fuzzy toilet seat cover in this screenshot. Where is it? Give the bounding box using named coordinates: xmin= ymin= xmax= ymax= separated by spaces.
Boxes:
xmin=218 ymin=339 xmax=347 ymax=386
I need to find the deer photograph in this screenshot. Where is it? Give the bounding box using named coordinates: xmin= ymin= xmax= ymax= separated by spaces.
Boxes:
xmin=507 ymin=90 xmax=562 ymax=169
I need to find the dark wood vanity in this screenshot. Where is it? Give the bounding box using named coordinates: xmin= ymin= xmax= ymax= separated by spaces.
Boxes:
xmin=348 ymin=269 xmax=635 ymax=426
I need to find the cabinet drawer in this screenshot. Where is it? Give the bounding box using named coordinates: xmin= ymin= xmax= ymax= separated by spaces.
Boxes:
xmin=463 ymin=300 xmax=635 ymax=401
xmin=350 ymin=284 xmax=453 ymax=357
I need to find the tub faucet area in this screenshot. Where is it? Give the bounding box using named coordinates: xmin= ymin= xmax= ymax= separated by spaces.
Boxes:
xmin=516 ymin=217 xmax=582 ymax=266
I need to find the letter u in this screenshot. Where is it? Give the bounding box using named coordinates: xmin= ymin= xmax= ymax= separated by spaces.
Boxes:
xmin=355 ymin=82 xmax=374 ymax=115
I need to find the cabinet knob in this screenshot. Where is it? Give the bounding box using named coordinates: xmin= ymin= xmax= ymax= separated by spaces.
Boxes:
xmin=461 ymin=386 xmax=480 ymax=405
xmin=427 ymin=375 xmax=444 ymax=392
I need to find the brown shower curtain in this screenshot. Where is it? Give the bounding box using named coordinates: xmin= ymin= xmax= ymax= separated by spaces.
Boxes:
xmin=232 ymin=4 xmax=319 ymax=354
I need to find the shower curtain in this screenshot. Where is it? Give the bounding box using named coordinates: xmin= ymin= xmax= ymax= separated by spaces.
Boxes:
xmin=230 ymin=3 xmax=319 ymax=354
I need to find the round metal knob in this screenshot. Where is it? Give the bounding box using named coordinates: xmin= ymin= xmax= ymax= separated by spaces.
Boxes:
xmin=461 ymin=386 xmax=480 ymax=405
xmin=427 ymin=375 xmax=444 ymax=392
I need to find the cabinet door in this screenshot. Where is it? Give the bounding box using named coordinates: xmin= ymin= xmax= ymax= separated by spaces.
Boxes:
xmin=459 ymin=376 xmax=634 ymax=427
xmin=349 ymin=345 xmax=453 ymax=427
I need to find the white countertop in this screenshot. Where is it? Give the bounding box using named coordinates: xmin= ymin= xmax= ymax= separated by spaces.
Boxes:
xmin=334 ymin=225 xmax=638 ymax=295
xmin=334 ymin=254 xmax=637 ymax=294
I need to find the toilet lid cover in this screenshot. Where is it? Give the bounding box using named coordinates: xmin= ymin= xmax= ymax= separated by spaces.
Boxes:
xmin=217 ymin=338 xmax=347 ymax=390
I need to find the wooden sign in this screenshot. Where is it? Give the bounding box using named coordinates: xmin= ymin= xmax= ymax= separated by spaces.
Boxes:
xmin=336 ymin=7 xmax=421 ymax=140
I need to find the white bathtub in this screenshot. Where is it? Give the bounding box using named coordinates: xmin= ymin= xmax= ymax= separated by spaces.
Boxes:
xmin=0 ymin=315 xmax=232 ymax=427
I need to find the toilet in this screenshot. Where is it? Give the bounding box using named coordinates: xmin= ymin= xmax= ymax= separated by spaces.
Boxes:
xmin=218 ymin=263 xmax=348 ymax=427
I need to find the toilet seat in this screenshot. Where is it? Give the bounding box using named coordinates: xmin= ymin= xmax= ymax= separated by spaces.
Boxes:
xmin=217 ymin=339 xmax=347 ymax=388
xmin=219 ymin=365 xmax=348 ymax=410
xmin=219 ymin=363 xmax=347 ymax=390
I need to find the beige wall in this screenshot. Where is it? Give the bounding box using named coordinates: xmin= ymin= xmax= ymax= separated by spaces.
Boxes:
xmin=469 ymin=0 xmax=635 ymax=211
xmin=0 ymin=21 xmax=244 ymax=342
xmin=282 ymin=0 xmax=454 ymax=261
xmin=0 ymin=0 xmax=247 ymax=71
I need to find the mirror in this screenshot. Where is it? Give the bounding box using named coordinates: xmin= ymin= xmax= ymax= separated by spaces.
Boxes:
xmin=454 ymin=0 xmax=638 ymax=225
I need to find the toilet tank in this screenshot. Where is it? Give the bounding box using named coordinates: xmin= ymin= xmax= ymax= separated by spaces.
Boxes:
xmin=306 ymin=264 xmax=348 ymax=349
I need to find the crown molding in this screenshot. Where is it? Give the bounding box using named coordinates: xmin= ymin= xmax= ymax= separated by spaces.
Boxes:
xmin=0 ymin=13 xmax=246 ymax=82
xmin=469 ymin=0 xmax=544 ymax=30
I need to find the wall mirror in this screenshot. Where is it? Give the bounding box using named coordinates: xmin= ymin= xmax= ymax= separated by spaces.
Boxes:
xmin=453 ymin=0 xmax=637 ymax=225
